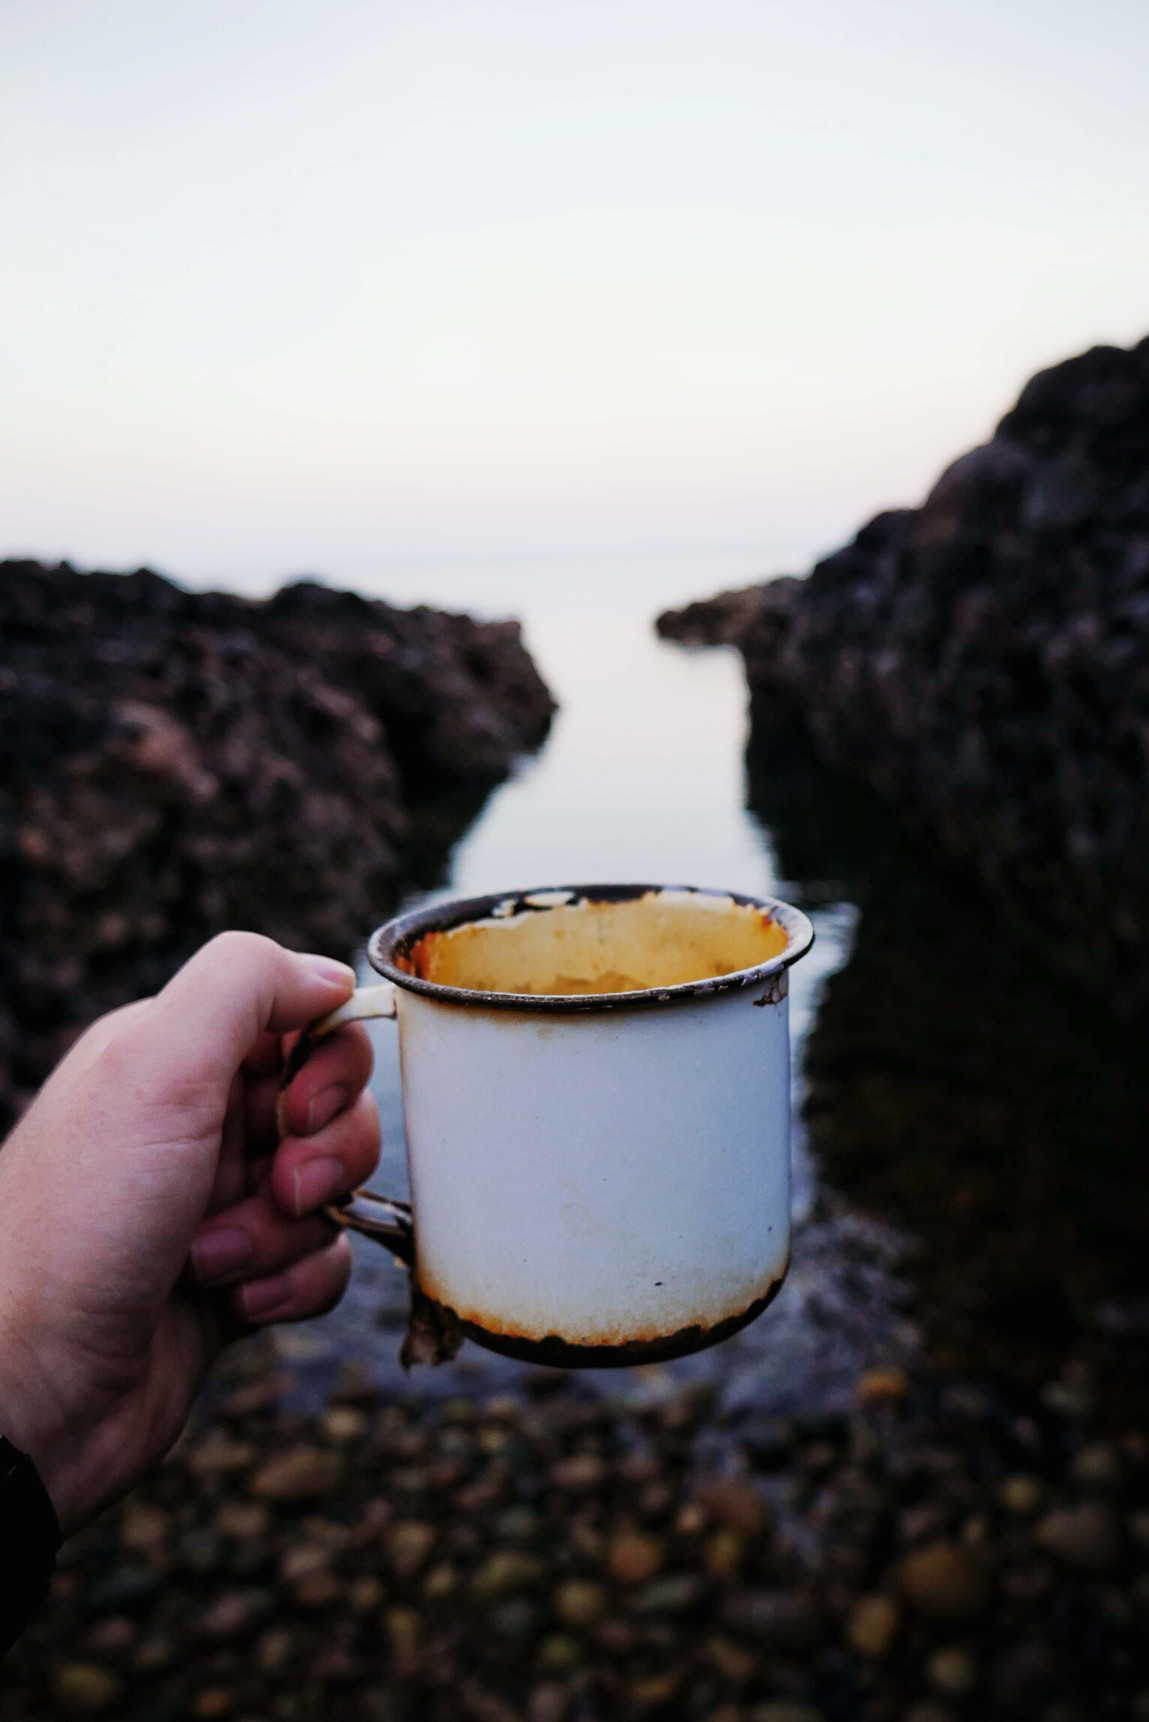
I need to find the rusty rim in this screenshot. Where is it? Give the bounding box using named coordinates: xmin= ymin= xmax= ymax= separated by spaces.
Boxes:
xmin=366 ymin=882 xmax=814 ymax=1013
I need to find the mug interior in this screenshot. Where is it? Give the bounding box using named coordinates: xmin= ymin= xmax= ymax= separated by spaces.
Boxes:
xmin=395 ymin=887 xmax=790 ymax=997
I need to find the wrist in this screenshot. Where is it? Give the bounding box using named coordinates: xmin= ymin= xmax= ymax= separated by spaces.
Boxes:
xmin=0 ymin=1433 xmax=63 ymax=1658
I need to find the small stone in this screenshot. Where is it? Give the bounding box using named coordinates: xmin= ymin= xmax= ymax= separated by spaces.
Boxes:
xmin=639 ymin=1480 xmax=674 ymax=1519
xmin=527 ymin=1682 xmax=568 ymax=1722
xmin=897 ymin=1543 xmax=990 ymax=1620
xmin=1040 ymin=1376 xmax=1094 ymax=1420
xmin=857 ymin=1366 xmax=909 ymax=1406
xmin=633 ymin=1572 xmax=705 ymax=1614
xmin=846 ymin=1594 xmax=900 ymax=1659
xmin=998 ymin=1474 xmax=1045 ymax=1517
xmin=990 ymin=1639 xmax=1056 ymax=1707
xmin=900 ymin=1504 xmax=949 ymax=1547
xmin=471 ymin=1550 xmax=543 ymax=1601
xmin=722 ymin=1588 xmax=825 ymax=1650
xmin=675 ymin=1501 xmax=708 ymax=1535
xmin=214 ymin=1501 xmax=270 ymax=1540
xmin=1123 ymin=1432 xmax=1149 ymax=1466
xmin=423 ymin=1562 xmax=458 ymax=1600
xmin=330 ymin=1359 xmax=378 ymax=1405
xmin=292 ymin=1570 xmax=342 ymax=1610
xmin=361 ymin=1688 xmax=403 ymax=1722
xmin=999 ymin=1562 xmax=1053 ymax=1602
xmin=180 ymin=1527 xmax=224 ymax=1573
xmin=595 ymin=1617 xmax=637 ymax=1654
xmin=1070 ymin=1442 xmax=1121 ymax=1489
xmin=386 ymin=1606 xmax=421 ymax=1678
xmin=129 ymin=1635 xmax=175 ymax=1675
xmin=196 ymin=1588 xmax=272 ymax=1643
xmin=349 ymin=1575 xmax=386 ymax=1612
xmin=280 ymin=1543 xmax=330 ymax=1585
xmin=314 ymin=1644 xmax=366 ymax=1684
xmin=496 ymin=1505 xmax=540 ymax=1543
xmin=927 ymin=1647 xmax=979 ymax=1697
xmin=627 ymin=1672 xmax=680 ymax=1706
xmin=250 ymin=1445 xmax=341 ymax=1501
xmin=554 ymin=1580 xmax=607 ymax=1627
xmin=385 ymin=1520 xmax=437 ymax=1581
xmin=705 ymin=1634 xmax=758 ymax=1683
xmin=694 ymin=1479 xmax=770 ymax=1536
xmin=255 ymin=1628 xmax=294 ymax=1676
xmin=536 ymin=1633 xmax=581 ymax=1673
xmin=800 ymin=1441 xmax=837 ymax=1475
xmin=490 ymin=1596 xmax=539 ymax=1640
xmin=608 ymin=1530 xmax=663 ymax=1584
xmin=192 ymin=1692 xmax=236 ymax=1720
xmin=1035 ymin=1502 xmax=1121 ymax=1572
xmin=52 ymin=1664 xmax=124 ymax=1714
xmin=704 ymin=1527 xmax=747 ymax=1578
xmin=190 ymin=1435 xmax=257 ymax=1478
xmin=322 ymin=1406 xmax=369 ymax=1444
xmin=549 ymin=1453 xmax=605 ymax=1491
xmin=747 ymin=1704 xmax=825 ymax=1722
xmin=118 ymin=1502 xmax=169 ymax=1556
xmin=82 ymin=1616 xmax=137 ymax=1659
xmin=221 ymin=1370 xmax=293 ymax=1416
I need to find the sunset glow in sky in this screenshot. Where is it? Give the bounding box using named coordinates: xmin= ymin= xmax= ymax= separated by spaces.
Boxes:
xmin=2 ymin=0 xmax=1148 ymax=595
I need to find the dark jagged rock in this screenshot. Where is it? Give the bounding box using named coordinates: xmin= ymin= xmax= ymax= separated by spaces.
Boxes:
xmin=744 ymin=715 xmax=1149 ymax=1398
xmin=0 ymin=561 xmax=555 ymax=1128
xmin=659 ymin=337 xmax=1149 ymax=1017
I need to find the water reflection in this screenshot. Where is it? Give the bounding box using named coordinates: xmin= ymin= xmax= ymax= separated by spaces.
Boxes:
xmin=747 ymin=715 xmax=1149 ymax=1411
xmin=294 ymin=614 xmax=915 ymax=1415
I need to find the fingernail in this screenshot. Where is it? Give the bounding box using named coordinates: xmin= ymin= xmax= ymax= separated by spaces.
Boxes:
xmin=238 ymin=1272 xmax=293 ymax=1321
xmin=299 ymin=953 xmax=356 ymax=988
xmin=306 ymin=1085 xmax=348 ymax=1135
xmin=190 ymin=1226 xmax=251 ymax=1285
xmin=292 ymin=1155 xmax=347 ymax=1216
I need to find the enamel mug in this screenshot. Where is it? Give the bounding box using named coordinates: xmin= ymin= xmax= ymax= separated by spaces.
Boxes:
xmin=292 ymin=883 xmax=814 ymax=1367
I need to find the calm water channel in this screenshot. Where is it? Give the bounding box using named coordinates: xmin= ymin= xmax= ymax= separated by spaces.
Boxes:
xmin=241 ymin=553 xmax=918 ymax=1417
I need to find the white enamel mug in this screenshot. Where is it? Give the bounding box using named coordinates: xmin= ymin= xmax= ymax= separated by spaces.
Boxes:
xmin=292 ymin=884 xmax=813 ymax=1367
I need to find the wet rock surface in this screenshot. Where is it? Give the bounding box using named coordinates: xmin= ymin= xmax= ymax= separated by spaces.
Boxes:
xmin=741 ymin=717 xmax=1149 ymax=1415
xmin=3 ymin=1346 xmax=1147 ymax=1722
xmin=0 ymin=560 xmax=554 ymax=1131
xmin=658 ymin=337 xmax=1149 ymax=1018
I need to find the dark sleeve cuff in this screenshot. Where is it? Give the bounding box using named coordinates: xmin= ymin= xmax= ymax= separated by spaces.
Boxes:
xmin=0 ymin=1434 xmax=63 ymax=1660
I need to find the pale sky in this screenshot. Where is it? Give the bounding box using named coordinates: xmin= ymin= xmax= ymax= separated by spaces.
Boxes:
xmin=2 ymin=0 xmax=1148 ymax=595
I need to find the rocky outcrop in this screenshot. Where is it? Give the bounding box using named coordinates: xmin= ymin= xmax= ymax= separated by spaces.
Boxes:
xmin=659 ymin=338 xmax=1149 ymax=1016
xmin=0 ymin=562 xmax=555 ymax=1126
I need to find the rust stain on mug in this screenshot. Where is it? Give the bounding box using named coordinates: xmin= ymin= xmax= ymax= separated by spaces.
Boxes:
xmin=413 ymin=1262 xmax=790 ymax=1369
xmin=397 ymin=887 xmax=788 ymax=1000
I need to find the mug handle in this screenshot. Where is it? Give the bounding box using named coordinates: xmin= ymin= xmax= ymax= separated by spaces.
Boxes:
xmin=278 ymin=982 xmax=414 ymax=1266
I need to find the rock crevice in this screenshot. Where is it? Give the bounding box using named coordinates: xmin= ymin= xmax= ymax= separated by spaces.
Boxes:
xmin=0 ymin=561 xmax=555 ymax=1126
xmin=659 ymin=337 xmax=1149 ymax=1016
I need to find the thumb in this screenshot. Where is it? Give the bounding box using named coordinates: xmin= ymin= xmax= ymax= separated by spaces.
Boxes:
xmin=134 ymin=931 xmax=356 ymax=1114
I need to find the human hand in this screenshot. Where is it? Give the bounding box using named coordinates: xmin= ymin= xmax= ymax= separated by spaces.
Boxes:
xmin=0 ymin=932 xmax=380 ymax=1534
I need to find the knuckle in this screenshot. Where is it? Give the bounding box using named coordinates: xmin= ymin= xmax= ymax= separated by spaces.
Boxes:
xmin=201 ymin=929 xmax=277 ymax=967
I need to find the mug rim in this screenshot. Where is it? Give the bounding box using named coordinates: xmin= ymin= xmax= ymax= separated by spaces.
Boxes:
xmin=366 ymin=881 xmax=815 ymax=1013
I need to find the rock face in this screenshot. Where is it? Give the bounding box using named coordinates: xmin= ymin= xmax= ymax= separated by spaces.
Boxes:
xmin=659 ymin=338 xmax=1149 ymax=1016
xmin=0 ymin=561 xmax=554 ymax=1128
